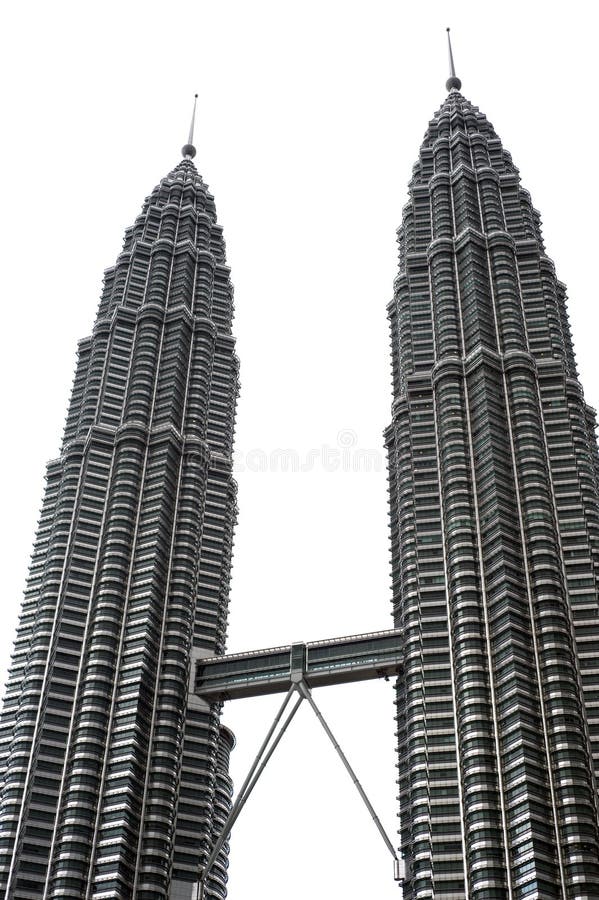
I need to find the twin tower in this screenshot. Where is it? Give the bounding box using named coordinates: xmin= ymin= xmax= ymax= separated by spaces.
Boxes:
xmin=2 ymin=51 xmax=599 ymax=900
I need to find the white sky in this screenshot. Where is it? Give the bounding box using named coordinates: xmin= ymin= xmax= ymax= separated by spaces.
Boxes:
xmin=1 ymin=1 xmax=598 ymax=897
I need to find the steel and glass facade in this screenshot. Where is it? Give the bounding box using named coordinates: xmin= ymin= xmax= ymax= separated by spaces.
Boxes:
xmin=4 ymin=71 xmax=599 ymax=900
xmin=385 ymin=87 xmax=599 ymax=897
xmin=0 ymin=155 xmax=238 ymax=899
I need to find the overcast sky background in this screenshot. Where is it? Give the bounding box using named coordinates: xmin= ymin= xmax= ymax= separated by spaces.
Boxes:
xmin=1 ymin=1 xmax=598 ymax=897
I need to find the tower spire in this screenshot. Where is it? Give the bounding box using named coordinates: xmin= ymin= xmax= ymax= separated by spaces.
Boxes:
xmin=182 ymin=93 xmax=198 ymax=159
xmin=445 ymin=28 xmax=462 ymax=91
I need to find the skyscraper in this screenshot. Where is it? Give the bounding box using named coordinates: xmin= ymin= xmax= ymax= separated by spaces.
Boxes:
xmin=3 ymin=35 xmax=599 ymax=900
xmin=0 ymin=122 xmax=238 ymax=899
xmin=385 ymin=39 xmax=599 ymax=898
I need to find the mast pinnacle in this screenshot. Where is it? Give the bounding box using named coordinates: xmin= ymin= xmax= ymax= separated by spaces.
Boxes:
xmin=182 ymin=93 xmax=198 ymax=159
xmin=446 ymin=28 xmax=462 ymax=91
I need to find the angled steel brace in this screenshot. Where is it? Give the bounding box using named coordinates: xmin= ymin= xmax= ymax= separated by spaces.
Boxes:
xmin=197 ymin=677 xmax=402 ymax=896
xmin=295 ymin=679 xmax=402 ymax=881
xmin=196 ymin=685 xmax=303 ymax=899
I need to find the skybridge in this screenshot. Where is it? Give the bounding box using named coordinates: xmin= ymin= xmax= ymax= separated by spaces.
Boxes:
xmin=195 ymin=628 xmax=404 ymax=702
xmin=194 ymin=627 xmax=405 ymax=896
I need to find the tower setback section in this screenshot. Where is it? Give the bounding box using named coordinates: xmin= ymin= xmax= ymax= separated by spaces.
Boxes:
xmin=0 ymin=153 xmax=239 ymax=900
xmin=385 ymin=84 xmax=599 ymax=897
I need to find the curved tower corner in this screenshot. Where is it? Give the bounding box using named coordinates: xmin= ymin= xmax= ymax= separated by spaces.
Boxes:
xmin=0 ymin=154 xmax=239 ymax=899
xmin=385 ymin=87 xmax=599 ymax=897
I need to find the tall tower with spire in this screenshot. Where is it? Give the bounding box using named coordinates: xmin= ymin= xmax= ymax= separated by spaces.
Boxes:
xmin=385 ymin=32 xmax=599 ymax=897
xmin=4 ymin=33 xmax=599 ymax=900
xmin=0 ymin=105 xmax=238 ymax=900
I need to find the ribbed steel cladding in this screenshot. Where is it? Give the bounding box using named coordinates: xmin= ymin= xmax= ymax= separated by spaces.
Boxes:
xmin=0 ymin=160 xmax=238 ymax=899
xmin=386 ymin=92 xmax=599 ymax=898
xmin=206 ymin=727 xmax=234 ymax=899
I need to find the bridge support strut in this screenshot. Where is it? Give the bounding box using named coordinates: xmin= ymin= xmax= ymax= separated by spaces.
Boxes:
xmin=196 ymin=676 xmax=401 ymax=897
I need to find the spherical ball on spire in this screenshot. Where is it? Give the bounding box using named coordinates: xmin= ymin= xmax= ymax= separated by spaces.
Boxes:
xmin=182 ymin=94 xmax=199 ymax=160
xmin=445 ymin=28 xmax=461 ymax=92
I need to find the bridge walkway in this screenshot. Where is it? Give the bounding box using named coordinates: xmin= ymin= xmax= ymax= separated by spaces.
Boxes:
xmin=195 ymin=628 xmax=403 ymax=701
